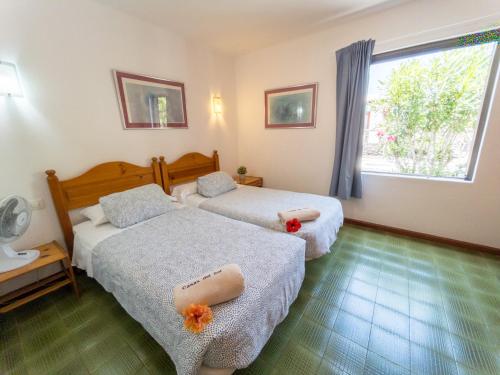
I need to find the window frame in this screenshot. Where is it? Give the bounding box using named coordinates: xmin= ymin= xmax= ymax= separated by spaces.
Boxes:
xmin=364 ymin=29 xmax=500 ymax=181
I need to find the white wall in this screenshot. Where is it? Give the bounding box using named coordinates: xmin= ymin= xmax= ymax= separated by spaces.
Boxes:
xmin=2 ymin=0 xmax=499 ymax=257
xmin=0 ymin=0 xmax=238 ymax=252
xmin=235 ymin=0 xmax=500 ymax=248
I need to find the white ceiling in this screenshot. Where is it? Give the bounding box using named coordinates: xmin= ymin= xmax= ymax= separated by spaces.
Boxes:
xmin=94 ymin=0 xmax=404 ymax=55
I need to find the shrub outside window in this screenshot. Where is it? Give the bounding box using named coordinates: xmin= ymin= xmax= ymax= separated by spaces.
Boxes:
xmin=362 ymin=30 xmax=500 ymax=180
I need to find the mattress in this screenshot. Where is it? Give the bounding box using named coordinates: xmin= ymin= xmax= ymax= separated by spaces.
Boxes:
xmin=73 ymin=206 xmax=306 ymax=375
xmin=73 ymin=202 xmax=186 ymax=276
xmin=182 ymin=185 xmax=343 ymax=259
xmin=72 ymin=220 xmax=123 ymax=277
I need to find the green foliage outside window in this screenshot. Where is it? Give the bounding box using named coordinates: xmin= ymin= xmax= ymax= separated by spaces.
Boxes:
xmin=369 ymin=45 xmax=493 ymax=177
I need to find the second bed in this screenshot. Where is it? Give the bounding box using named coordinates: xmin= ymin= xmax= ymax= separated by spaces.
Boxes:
xmin=160 ymin=151 xmax=344 ymax=260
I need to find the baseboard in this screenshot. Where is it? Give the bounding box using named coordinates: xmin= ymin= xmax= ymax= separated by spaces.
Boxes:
xmin=343 ymin=218 xmax=500 ymax=255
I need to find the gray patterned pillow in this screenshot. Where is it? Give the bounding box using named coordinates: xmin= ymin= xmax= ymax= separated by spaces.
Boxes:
xmin=100 ymin=184 xmax=175 ymax=228
xmin=197 ymin=171 xmax=237 ymax=198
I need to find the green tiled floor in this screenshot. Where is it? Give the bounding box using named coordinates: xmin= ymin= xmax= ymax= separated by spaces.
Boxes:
xmin=1 ymin=225 xmax=499 ymax=375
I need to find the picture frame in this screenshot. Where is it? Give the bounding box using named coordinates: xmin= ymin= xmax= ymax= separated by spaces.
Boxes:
xmin=113 ymin=70 xmax=188 ymax=129
xmin=265 ymin=83 xmax=317 ymax=128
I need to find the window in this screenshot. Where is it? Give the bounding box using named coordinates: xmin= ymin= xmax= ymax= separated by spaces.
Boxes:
xmin=148 ymin=95 xmax=169 ymax=126
xmin=362 ymin=30 xmax=499 ymax=180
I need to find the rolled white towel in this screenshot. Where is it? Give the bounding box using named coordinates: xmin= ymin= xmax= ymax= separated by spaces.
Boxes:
xmin=173 ymin=264 xmax=245 ymax=314
xmin=278 ymin=208 xmax=321 ymax=224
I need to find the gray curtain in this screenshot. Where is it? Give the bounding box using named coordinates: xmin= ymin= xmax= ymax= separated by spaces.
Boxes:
xmin=329 ymin=39 xmax=375 ymax=199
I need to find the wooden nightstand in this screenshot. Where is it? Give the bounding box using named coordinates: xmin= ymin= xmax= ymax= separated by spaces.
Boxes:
xmin=0 ymin=241 xmax=79 ymax=313
xmin=234 ymin=176 xmax=263 ymax=187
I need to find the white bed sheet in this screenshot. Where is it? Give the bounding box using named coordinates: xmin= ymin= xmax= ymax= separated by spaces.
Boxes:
xmin=73 ymin=203 xmax=187 ymax=276
xmin=178 ymin=184 xmax=343 ymax=259
xmin=184 ymin=192 xmax=209 ymax=207
xmin=72 ymin=221 xmax=123 ymax=277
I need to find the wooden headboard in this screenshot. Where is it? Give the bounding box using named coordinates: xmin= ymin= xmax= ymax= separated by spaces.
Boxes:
xmin=159 ymin=150 xmax=220 ymax=193
xmin=46 ymin=158 xmax=163 ymax=256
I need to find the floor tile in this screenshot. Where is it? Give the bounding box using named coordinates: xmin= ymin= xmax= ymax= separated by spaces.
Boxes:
xmin=446 ymin=312 xmax=491 ymax=344
xmin=80 ymin=333 xmax=128 ymax=372
xmin=409 ymin=318 xmax=454 ymax=357
xmin=410 ymin=343 xmax=458 ymax=375
xmin=323 ymin=332 xmax=367 ymax=375
xmin=351 ymin=264 xmax=380 ymax=284
xmin=450 ymin=335 xmax=500 ymax=375
xmin=375 ymin=288 xmax=409 ymax=315
xmin=377 ymin=273 xmax=408 ymax=296
xmin=372 ymin=304 xmax=409 ymax=339
xmin=0 ymin=344 xmax=25 ymax=375
xmin=316 ymin=284 xmax=346 ymax=307
xmin=333 ymin=311 xmax=372 ymax=348
xmin=368 ymin=326 xmax=410 ymax=369
xmin=51 ymin=358 xmax=89 ymax=375
xmin=442 ymin=296 xmax=480 ymax=321
xmin=409 ymin=299 xmax=448 ymax=329
xmin=341 ymin=293 xmax=375 ymax=322
xmin=143 ymin=351 xmax=177 ymax=375
xmin=290 ymin=318 xmax=331 ymax=357
xmin=259 ymin=332 xmax=290 ymax=365
xmin=363 ymin=351 xmax=410 ymax=375
xmin=126 ymin=330 xmax=165 ymax=362
xmin=474 ymin=291 xmax=500 ymax=311
xmin=271 ymin=343 xmax=321 ymax=375
xmin=409 ymin=282 xmax=443 ymax=306
xmin=347 ymin=278 xmax=378 ymax=301
xmin=25 ymin=337 xmax=79 ymax=375
xmin=303 ymin=298 xmax=339 ymax=329
xmin=273 ymin=309 xmax=302 ymax=338
xmin=236 ymin=357 xmax=273 ymax=375
xmin=321 ymin=269 xmax=351 ymax=291
xmin=92 ymin=344 xmax=143 ymax=375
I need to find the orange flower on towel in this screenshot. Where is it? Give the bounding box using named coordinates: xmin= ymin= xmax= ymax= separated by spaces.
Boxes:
xmin=286 ymin=218 xmax=302 ymax=233
xmin=182 ymin=304 xmax=213 ymax=334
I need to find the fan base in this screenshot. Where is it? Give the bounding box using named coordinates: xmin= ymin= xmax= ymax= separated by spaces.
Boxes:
xmin=0 ymin=245 xmax=40 ymax=273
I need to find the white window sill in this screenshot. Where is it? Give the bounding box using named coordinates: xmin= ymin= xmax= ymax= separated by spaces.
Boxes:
xmin=361 ymin=171 xmax=474 ymax=184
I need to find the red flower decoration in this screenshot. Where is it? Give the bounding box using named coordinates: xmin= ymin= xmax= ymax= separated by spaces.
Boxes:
xmin=286 ymin=218 xmax=302 ymax=233
xmin=182 ymin=304 xmax=213 ymax=334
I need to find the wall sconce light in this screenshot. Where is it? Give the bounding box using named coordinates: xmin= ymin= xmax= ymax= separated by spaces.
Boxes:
xmin=0 ymin=61 xmax=23 ymax=97
xmin=212 ymin=95 xmax=222 ymax=115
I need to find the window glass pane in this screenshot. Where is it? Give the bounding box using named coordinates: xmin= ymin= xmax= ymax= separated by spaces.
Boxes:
xmin=362 ymin=42 xmax=497 ymax=178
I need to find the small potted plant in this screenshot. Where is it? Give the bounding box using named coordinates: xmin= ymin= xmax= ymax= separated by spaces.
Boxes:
xmin=237 ymin=166 xmax=247 ymax=182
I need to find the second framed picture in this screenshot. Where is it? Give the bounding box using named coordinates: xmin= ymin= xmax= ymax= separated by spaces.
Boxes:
xmin=265 ymin=83 xmax=318 ymax=128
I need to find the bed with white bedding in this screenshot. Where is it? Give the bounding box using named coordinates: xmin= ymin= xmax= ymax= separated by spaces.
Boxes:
xmin=73 ymin=206 xmax=305 ymax=375
xmin=175 ymin=183 xmax=344 ymax=260
xmin=47 ymin=161 xmax=306 ymax=375
xmin=160 ymin=151 xmax=343 ymax=260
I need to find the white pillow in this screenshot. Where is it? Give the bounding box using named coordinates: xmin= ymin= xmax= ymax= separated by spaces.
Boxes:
xmin=197 ymin=172 xmax=237 ymax=198
xmin=99 ymin=184 xmax=176 ymax=228
xmin=171 ymin=181 xmax=198 ymax=203
xmin=80 ymin=204 xmax=109 ymax=226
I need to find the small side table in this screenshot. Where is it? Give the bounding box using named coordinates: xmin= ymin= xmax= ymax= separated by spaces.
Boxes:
xmin=234 ymin=176 xmax=263 ymax=187
xmin=0 ymin=241 xmax=79 ymax=313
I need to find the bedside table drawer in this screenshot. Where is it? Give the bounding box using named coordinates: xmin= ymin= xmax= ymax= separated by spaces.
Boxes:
xmin=233 ymin=176 xmax=263 ymax=187
xmin=245 ymin=178 xmax=263 ymax=187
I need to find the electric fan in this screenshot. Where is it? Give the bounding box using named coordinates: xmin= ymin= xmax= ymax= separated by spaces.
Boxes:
xmin=0 ymin=195 xmax=40 ymax=273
